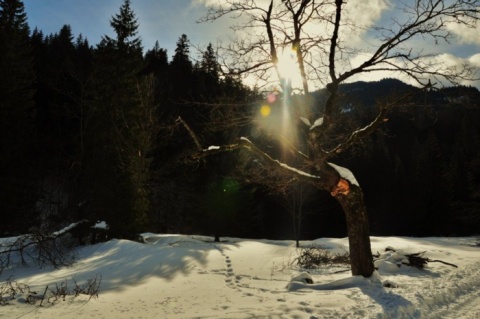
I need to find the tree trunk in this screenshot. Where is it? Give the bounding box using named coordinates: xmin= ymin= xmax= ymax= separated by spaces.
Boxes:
xmin=308 ymin=78 xmax=375 ymax=277
xmin=334 ymin=184 xmax=374 ymax=277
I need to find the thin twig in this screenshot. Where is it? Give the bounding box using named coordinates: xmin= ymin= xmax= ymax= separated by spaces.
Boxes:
xmin=176 ymin=116 xmax=203 ymax=151
xmin=40 ymin=285 xmax=48 ymax=307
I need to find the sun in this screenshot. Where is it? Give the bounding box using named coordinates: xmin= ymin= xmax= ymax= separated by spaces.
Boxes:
xmin=277 ymin=47 xmax=298 ymax=82
xmin=276 ymin=47 xmax=303 ymax=90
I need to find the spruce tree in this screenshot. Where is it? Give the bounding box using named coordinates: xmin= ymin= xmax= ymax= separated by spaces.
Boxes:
xmin=194 ymin=43 xmax=220 ymax=100
xmin=142 ymin=41 xmax=169 ymax=106
xmin=169 ymin=34 xmax=193 ymax=100
xmin=0 ymin=0 xmax=36 ymax=234
xmin=86 ymin=0 xmax=154 ymax=238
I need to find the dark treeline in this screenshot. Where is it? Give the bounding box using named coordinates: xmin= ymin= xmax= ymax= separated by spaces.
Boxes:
xmin=311 ymin=80 xmax=480 ymax=237
xmin=0 ymin=0 xmax=257 ymax=239
xmin=1 ymin=0 xmax=479 ymax=240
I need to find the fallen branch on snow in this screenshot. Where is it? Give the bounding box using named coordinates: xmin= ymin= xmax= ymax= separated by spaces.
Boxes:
xmin=401 ymin=251 xmax=458 ymax=269
xmin=0 ymin=220 xmax=90 ymax=273
xmin=373 ymin=247 xmax=458 ymax=270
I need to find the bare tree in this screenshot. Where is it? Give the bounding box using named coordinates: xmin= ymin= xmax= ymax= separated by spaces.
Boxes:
xmin=194 ymin=0 xmax=479 ymax=277
xmin=280 ymin=181 xmax=316 ymax=248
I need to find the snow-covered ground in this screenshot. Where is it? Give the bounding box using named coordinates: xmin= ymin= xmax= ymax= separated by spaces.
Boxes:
xmin=1 ymin=234 xmax=479 ymax=318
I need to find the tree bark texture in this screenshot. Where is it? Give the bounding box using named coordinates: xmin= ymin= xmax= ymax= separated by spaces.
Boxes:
xmin=334 ymin=184 xmax=375 ymax=276
xmin=310 ymin=160 xmax=375 ymax=277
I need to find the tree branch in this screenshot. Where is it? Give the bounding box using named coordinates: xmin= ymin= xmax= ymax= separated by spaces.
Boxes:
xmin=176 ymin=115 xmax=324 ymax=187
xmin=191 ymin=136 xmax=320 ymax=182
xmin=328 ymin=0 xmax=343 ymax=83
xmin=176 ymin=116 xmax=203 ymax=152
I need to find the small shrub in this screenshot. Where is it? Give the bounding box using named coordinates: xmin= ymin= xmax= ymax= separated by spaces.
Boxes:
xmin=48 ymin=281 xmax=69 ymax=303
xmin=72 ymin=276 xmax=102 ymax=299
xmin=293 ymin=245 xmax=350 ymax=269
xmin=0 ymin=275 xmax=101 ymax=306
xmin=48 ymin=275 xmax=102 ymax=304
xmin=0 ymin=278 xmax=30 ymax=305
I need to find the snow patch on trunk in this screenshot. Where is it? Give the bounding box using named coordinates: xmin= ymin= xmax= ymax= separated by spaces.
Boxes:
xmin=327 ymin=162 xmax=359 ymax=186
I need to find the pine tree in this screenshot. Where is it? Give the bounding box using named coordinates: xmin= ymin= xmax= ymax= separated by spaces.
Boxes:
xmin=201 ymin=43 xmax=219 ymax=74
xmin=142 ymin=41 xmax=169 ymax=105
xmin=172 ymin=34 xmax=191 ymax=69
xmin=169 ymin=34 xmax=193 ymax=100
xmin=194 ymin=43 xmax=221 ymax=100
xmin=107 ymin=0 xmax=141 ymax=51
xmin=85 ymin=0 xmax=154 ymax=238
xmin=0 ymin=0 xmax=36 ymax=234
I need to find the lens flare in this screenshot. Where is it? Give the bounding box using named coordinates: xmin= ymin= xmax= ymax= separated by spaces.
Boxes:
xmin=267 ymin=92 xmax=277 ymax=103
xmin=260 ymin=105 xmax=271 ymax=117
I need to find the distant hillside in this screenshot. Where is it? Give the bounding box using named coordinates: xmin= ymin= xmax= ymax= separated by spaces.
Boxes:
xmin=307 ymin=78 xmax=480 ymax=236
xmin=310 ymin=78 xmax=479 ymax=113
xmin=257 ymin=79 xmax=480 ymax=238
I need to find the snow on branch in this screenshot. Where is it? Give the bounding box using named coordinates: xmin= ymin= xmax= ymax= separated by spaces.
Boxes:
xmin=177 ymin=116 xmax=320 ymax=182
xmin=374 ymin=247 xmax=458 ymax=270
xmin=202 ymin=137 xmax=321 ymax=180
xmin=300 ymin=116 xmax=324 ymax=131
xmin=327 ymin=162 xmax=359 ymax=186
xmin=238 ymin=138 xmax=320 ymax=180
xmin=310 ymin=117 xmax=324 ymax=130
xmin=0 ymin=221 xmax=91 ymax=273
xmin=52 ymin=220 xmax=89 ymax=237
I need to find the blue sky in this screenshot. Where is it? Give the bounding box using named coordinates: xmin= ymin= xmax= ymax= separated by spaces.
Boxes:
xmin=23 ymin=0 xmax=228 ymax=58
xmin=23 ymin=0 xmax=479 ymax=88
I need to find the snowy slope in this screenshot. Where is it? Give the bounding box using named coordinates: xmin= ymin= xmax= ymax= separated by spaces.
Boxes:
xmin=1 ymin=235 xmax=479 ymax=318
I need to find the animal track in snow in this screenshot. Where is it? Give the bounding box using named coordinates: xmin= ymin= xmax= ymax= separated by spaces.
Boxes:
xmin=214 ymin=244 xmax=241 ymax=290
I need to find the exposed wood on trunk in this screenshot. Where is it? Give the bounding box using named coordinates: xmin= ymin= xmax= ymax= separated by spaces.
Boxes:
xmin=330 ymin=178 xmax=350 ymax=196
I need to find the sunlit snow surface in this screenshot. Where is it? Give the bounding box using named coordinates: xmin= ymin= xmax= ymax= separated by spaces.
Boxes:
xmin=1 ymin=235 xmax=479 ymax=318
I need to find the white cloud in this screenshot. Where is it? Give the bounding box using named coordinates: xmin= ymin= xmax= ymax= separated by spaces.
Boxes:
xmin=348 ymin=52 xmax=480 ymax=89
xmin=191 ymin=0 xmax=221 ymax=7
xmin=435 ymin=52 xmax=480 ymax=69
xmin=436 ymin=53 xmax=480 ymax=87
xmin=344 ymin=0 xmax=391 ymax=28
xmin=192 ymin=0 xmax=273 ymax=7
xmin=191 ymin=0 xmax=479 ymax=90
xmin=193 ymin=0 xmax=390 ymax=27
xmin=469 ymin=53 xmax=480 ymax=66
xmin=447 ymin=21 xmax=480 ymax=45
xmin=346 ymin=53 xmax=410 ymax=84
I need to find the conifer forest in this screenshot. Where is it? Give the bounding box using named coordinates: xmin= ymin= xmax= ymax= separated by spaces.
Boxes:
xmin=1 ymin=0 xmax=479 ymax=243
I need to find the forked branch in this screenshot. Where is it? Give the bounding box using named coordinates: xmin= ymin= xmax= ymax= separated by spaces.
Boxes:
xmin=318 ymin=91 xmax=414 ymax=157
xmin=177 ymin=117 xmax=321 ymax=184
